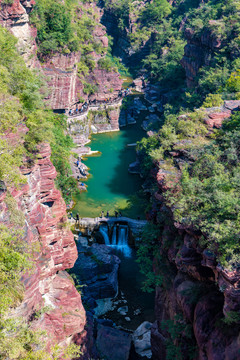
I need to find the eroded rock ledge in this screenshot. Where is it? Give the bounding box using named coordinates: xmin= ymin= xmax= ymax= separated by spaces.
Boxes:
xmin=149 ymin=104 xmax=240 ymax=360
xmin=0 ymin=0 xmax=122 ymax=110
xmin=0 ymin=142 xmax=87 ymax=353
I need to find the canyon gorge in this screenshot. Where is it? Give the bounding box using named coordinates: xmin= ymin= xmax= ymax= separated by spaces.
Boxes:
xmin=0 ymin=0 xmax=240 ymax=360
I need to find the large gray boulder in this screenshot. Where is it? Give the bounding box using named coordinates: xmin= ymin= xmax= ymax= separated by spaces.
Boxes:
xmin=133 ymin=321 xmax=152 ymax=358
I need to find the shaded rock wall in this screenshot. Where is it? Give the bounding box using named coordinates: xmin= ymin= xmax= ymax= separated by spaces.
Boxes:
xmin=181 ymin=27 xmax=222 ymax=88
xmin=101 ymin=1 xmax=152 ymax=66
xmin=149 ymin=104 xmax=240 ymax=360
xmin=0 ymin=141 xmax=87 ymax=353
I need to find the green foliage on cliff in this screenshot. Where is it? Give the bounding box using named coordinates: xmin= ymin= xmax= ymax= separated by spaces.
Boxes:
xmin=50 ymin=114 xmax=79 ymax=204
xmin=137 ymin=105 xmax=240 ymax=267
xmin=30 ymin=0 xmax=73 ymax=55
xmin=161 ymin=314 xmax=197 ymax=360
xmin=0 ymin=24 xmax=79 ymax=198
xmin=165 ymin=113 xmax=240 ymax=268
xmin=0 ymin=24 xmax=81 ymax=359
xmin=136 ymin=223 xmax=163 ymax=292
xmin=111 ymin=0 xmax=240 ymax=269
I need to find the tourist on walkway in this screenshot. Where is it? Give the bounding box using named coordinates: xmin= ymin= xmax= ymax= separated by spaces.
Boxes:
xmin=115 ymin=211 xmax=118 ymax=218
xmin=119 ymin=211 xmax=122 ymax=217
xmin=106 ymin=211 xmax=109 ymax=217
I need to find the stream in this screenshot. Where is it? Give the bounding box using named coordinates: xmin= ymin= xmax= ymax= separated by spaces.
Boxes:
xmin=71 ymin=85 xmax=161 ymax=359
xmin=73 ymin=94 xmax=147 ymax=219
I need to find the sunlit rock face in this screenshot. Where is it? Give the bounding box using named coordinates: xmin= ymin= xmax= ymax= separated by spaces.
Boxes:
xmin=0 ymin=141 xmax=87 ymax=352
xmin=149 ymin=105 xmax=240 ymax=360
xmin=0 ymin=0 xmax=122 ymax=110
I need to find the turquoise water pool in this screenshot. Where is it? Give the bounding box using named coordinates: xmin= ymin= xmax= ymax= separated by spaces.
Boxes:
xmin=73 ymin=98 xmax=148 ymax=218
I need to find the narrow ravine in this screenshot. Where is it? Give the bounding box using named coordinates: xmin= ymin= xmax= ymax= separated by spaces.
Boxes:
xmin=70 ymin=82 xmax=162 ymax=359
xmin=73 ymin=92 xmax=162 ymax=218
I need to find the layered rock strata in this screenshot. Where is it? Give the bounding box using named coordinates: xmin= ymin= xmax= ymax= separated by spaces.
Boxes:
xmin=0 ymin=141 xmax=87 ymax=353
xmin=149 ymin=104 xmax=240 ymax=360
xmin=0 ymin=0 xmax=122 ymax=110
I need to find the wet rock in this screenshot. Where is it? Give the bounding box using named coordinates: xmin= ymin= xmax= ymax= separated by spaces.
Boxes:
xmin=148 ymin=105 xmax=155 ymax=113
xmin=128 ymin=159 xmax=141 ymax=174
xmin=77 ymin=236 xmax=89 ymax=248
xmin=127 ymin=113 xmax=136 ymax=124
xmin=133 ymin=321 xmax=152 ymax=359
xmin=142 ymin=114 xmax=160 ymax=131
xmin=125 ymin=317 xmax=131 ymax=321
xmin=96 ymin=324 xmax=132 ymax=360
xmin=134 ymin=309 xmax=141 ymax=316
xmin=71 ymin=243 xmax=120 ymax=300
xmin=119 ymin=110 xmax=127 ymax=127
xmin=134 ymin=97 xmax=147 ymax=111
xmin=96 ymin=318 xmax=114 ymax=327
xmin=94 ymin=298 xmax=114 ymax=316
xmin=117 ymin=305 xmax=128 ymax=315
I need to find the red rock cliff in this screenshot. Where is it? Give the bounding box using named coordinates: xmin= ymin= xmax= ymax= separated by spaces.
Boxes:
xmin=181 ymin=27 xmax=222 ymax=88
xmin=0 ymin=141 xmax=86 ymax=353
xmin=149 ymin=104 xmax=240 ymax=360
xmin=0 ymin=0 xmax=122 ymax=110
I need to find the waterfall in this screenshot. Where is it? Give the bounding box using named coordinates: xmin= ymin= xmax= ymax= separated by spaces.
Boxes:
xmin=116 ymin=225 xmax=131 ymax=257
xmin=112 ymin=226 xmax=117 ymax=245
xmin=99 ymin=224 xmax=110 ymax=245
xmin=99 ymin=223 xmax=132 ymax=257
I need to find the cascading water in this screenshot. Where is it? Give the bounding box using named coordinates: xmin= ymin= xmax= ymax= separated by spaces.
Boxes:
xmin=99 ymin=223 xmax=132 ymax=257
xmin=116 ymin=225 xmax=131 ymax=258
xmin=99 ymin=224 xmax=110 ymax=245
xmin=112 ymin=226 xmax=117 ymax=245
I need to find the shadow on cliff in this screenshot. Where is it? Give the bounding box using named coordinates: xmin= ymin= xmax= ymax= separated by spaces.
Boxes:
xmin=100 ymin=8 xmax=153 ymax=75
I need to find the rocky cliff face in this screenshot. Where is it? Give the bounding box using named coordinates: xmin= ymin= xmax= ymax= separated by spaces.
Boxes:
xmin=0 ymin=0 xmax=122 ymax=110
xmin=149 ymin=104 xmax=240 ymax=360
xmin=101 ymin=0 xmax=151 ymax=65
xmin=181 ymin=27 xmax=222 ymax=88
xmin=0 ymin=140 xmax=87 ymax=353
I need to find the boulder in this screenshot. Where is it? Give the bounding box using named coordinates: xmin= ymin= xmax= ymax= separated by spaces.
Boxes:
xmin=117 ymin=305 xmax=128 ymax=315
xmin=134 ymin=97 xmax=147 ymax=111
xmin=133 ymin=321 xmax=152 ymax=359
xmin=142 ymin=114 xmax=160 ymax=131
xmin=71 ymin=243 xmax=120 ymax=300
xmin=96 ymin=324 xmax=132 ymax=360
xmin=133 ymin=78 xmax=143 ymax=92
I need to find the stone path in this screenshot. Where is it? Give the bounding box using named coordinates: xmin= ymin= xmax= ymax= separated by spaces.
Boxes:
xmin=67 ymin=98 xmax=123 ymax=123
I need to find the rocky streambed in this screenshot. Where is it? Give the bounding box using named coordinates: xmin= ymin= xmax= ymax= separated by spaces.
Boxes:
xmin=68 ymin=79 xmax=164 ymax=359
xmin=70 ymin=225 xmax=155 ymax=360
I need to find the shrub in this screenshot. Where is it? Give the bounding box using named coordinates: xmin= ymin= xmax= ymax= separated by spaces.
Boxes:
xmin=202 ymin=93 xmax=224 ymax=108
xmin=97 ymin=57 xmax=115 ymax=72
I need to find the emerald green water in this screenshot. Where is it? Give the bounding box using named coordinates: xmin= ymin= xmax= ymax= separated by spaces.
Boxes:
xmin=73 ymin=97 xmax=147 ymax=218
